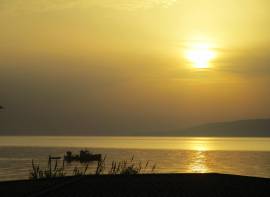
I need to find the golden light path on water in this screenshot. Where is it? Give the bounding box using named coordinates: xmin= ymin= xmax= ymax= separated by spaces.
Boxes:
xmin=189 ymin=151 xmax=209 ymax=173
xmin=188 ymin=143 xmax=209 ymax=173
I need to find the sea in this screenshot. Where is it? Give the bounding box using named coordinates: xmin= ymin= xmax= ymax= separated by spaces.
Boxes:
xmin=0 ymin=136 xmax=269 ymax=181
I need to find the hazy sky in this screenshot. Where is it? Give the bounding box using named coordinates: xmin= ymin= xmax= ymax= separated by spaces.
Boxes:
xmin=1 ymin=0 xmax=270 ymax=135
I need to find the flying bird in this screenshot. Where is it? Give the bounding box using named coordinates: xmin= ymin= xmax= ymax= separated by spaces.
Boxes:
xmin=0 ymin=106 xmax=4 ymax=110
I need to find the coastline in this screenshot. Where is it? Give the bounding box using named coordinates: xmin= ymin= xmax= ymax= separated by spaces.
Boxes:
xmin=0 ymin=173 xmax=269 ymax=197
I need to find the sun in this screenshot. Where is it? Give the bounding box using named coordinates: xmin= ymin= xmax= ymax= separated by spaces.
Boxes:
xmin=186 ymin=43 xmax=216 ymax=69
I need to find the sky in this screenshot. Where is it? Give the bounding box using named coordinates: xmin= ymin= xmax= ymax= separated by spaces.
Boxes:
xmin=0 ymin=0 xmax=270 ymax=135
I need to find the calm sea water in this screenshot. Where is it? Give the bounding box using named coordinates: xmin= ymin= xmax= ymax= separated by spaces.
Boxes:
xmin=0 ymin=136 xmax=269 ymax=181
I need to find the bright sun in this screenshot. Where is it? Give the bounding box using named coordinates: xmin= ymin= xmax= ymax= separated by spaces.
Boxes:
xmin=186 ymin=43 xmax=216 ymax=69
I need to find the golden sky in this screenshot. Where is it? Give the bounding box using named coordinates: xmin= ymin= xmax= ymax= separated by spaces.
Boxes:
xmin=1 ymin=0 xmax=270 ymax=134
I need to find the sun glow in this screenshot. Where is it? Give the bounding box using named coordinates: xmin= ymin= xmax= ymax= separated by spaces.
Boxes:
xmin=186 ymin=43 xmax=216 ymax=69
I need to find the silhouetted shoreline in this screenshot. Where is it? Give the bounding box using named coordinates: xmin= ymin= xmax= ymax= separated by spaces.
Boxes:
xmin=0 ymin=173 xmax=269 ymax=197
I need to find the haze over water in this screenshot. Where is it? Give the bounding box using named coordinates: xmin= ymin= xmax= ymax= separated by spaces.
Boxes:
xmin=1 ymin=3 xmax=270 ymax=194
xmin=0 ymin=136 xmax=269 ymax=181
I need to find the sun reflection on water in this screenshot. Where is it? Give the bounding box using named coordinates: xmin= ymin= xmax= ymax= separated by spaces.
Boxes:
xmin=189 ymin=150 xmax=209 ymax=173
xmin=192 ymin=142 xmax=208 ymax=151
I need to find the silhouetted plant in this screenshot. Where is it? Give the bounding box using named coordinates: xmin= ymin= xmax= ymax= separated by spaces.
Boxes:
xmin=30 ymin=154 xmax=157 ymax=180
xmin=29 ymin=157 xmax=65 ymax=180
xmin=95 ymin=155 xmax=106 ymax=175
xmin=151 ymin=163 xmax=157 ymax=173
xmin=73 ymin=164 xmax=89 ymax=176
xmin=107 ymin=156 xmax=157 ymax=175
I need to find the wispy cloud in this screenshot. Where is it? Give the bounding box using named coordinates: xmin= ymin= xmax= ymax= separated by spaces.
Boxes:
xmin=92 ymin=0 xmax=177 ymax=10
xmin=1 ymin=0 xmax=177 ymax=13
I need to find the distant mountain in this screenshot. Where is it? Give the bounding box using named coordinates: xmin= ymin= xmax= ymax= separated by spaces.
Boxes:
xmin=1 ymin=118 xmax=270 ymax=137
xmin=173 ymin=119 xmax=270 ymax=137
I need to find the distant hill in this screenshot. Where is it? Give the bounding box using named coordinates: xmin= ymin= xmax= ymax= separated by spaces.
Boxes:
xmin=0 ymin=118 xmax=270 ymax=137
xmin=173 ymin=119 xmax=270 ymax=137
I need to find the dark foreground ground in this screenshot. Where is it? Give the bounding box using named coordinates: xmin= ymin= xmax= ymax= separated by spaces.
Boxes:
xmin=0 ymin=174 xmax=269 ymax=197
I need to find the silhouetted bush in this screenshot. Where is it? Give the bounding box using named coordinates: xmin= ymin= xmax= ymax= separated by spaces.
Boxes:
xmin=29 ymin=154 xmax=157 ymax=180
